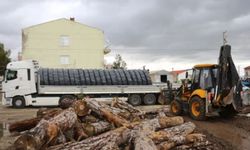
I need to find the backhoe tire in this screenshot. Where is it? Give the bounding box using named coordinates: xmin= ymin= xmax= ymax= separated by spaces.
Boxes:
xmin=219 ymin=104 xmax=237 ymax=118
xmin=170 ymin=100 xmax=182 ymax=116
xmin=189 ymin=96 xmax=206 ymax=121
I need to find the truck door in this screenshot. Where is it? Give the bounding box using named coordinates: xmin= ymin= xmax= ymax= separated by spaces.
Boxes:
xmin=2 ymin=69 xmax=18 ymax=97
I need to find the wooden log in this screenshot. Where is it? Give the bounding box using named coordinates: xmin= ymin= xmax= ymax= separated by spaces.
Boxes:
xmin=85 ymin=98 xmax=129 ymax=127
xmin=82 ymin=121 xmax=112 ymax=136
xmin=13 ymin=108 xmax=78 ymax=150
xmin=149 ymin=122 xmax=196 ymax=144
xmin=157 ymin=133 xmax=207 ymax=150
xmin=9 ymin=108 xmax=62 ymax=133
xmin=9 ymin=117 xmax=41 ymax=133
xmin=36 ymin=108 xmax=62 ymax=118
xmin=48 ymin=126 xmax=131 ymax=150
xmin=72 ymin=100 xmax=89 ymax=117
xmin=73 ymin=121 xmax=88 ymax=141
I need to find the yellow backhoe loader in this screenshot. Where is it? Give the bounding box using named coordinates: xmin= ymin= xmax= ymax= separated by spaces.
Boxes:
xmin=170 ymin=44 xmax=243 ymax=120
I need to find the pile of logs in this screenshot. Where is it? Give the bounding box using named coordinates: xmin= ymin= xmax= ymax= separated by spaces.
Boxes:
xmin=9 ymin=98 xmax=213 ymax=150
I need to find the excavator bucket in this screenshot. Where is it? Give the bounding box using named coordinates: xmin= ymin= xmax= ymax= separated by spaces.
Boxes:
xmin=216 ymin=45 xmax=243 ymax=110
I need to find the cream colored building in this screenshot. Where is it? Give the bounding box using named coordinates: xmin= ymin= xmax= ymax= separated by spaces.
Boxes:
xmin=22 ymin=18 xmax=109 ymax=69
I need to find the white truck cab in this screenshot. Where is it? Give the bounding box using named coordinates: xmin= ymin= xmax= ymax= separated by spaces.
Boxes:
xmin=2 ymin=60 xmax=39 ymax=107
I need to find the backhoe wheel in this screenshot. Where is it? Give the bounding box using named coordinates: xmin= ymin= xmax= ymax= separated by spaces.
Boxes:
xmin=189 ymin=96 xmax=206 ymax=120
xmin=170 ymin=100 xmax=182 ymax=116
xmin=128 ymin=94 xmax=142 ymax=106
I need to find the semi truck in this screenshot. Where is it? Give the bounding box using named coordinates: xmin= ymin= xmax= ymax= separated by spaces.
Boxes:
xmin=1 ymin=60 xmax=167 ymax=108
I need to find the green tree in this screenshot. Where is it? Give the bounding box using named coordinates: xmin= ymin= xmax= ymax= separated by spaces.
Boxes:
xmin=0 ymin=43 xmax=11 ymax=76
xmin=112 ymin=54 xmax=127 ymax=69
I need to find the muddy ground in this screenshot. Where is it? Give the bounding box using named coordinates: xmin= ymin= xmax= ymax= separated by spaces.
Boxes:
xmin=0 ymin=103 xmax=250 ymax=150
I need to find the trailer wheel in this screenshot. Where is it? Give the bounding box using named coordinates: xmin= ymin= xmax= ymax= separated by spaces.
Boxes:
xmin=143 ymin=94 xmax=156 ymax=105
xmin=12 ymin=96 xmax=25 ymax=108
xmin=170 ymin=100 xmax=182 ymax=116
xmin=189 ymin=96 xmax=206 ymax=120
xmin=128 ymin=94 xmax=142 ymax=106
xmin=59 ymin=95 xmax=76 ymax=109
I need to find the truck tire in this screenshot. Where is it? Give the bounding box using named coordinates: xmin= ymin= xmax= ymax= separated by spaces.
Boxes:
xmin=114 ymin=70 xmax=122 ymax=85
xmin=143 ymin=94 xmax=156 ymax=105
xmin=118 ymin=70 xmax=127 ymax=85
xmin=128 ymin=94 xmax=142 ymax=106
xmin=124 ymin=70 xmax=133 ymax=85
xmin=88 ymin=69 xmax=96 ymax=85
xmin=135 ymin=70 xmax=143 ymax=85
xmin=79 ymin=69 xmax=86 ymax=85
xmin=39 ymin=69 xmax=45 ymax=85
xmin=99 ymin=70 xmax=107 ymax=85
xmin=189 ymin=96 xmax=206 ymax=120
xmin=128 ymin=70 xmax=137 ymax=85
xmin=73 ymin=69 xmax=81 ymax=85
xmin=43 ymin=68 xmax=49 ymax=85
xmin=59 ymin=95 xmax=76 ymax=109
xmin=53 ymin=69 xmax=60 ymax=85
xmin=104 ymin=70 xmax=112 ymax=85
xmin=63 ymin=69 xmax=70 ymax=85
xmin=12 ymin=96 xmax=25 ymax=108
xmin=69 ymin=69 xmax=76 ymax=85
xmin=48 ymin=69 xmax=55 ymax=85
xmin=94 ymin=70 xmax=101 ymax=85
xmin=84 ymin=70 xmax=91 ymax=85
xmin=58 ymin=69 xmax=65 ymax=85
xmin=138 ymin=70 xmax=147 ymax=85
xmin=143 ymin=70 xmax=152 ymax=85
xmin=109 ymin=70 xmax=118 ymax=85
xmin=170 ymin=100 xmax=183 ymax=116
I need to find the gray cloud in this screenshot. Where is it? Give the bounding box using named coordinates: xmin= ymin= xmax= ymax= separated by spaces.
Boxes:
xmin=0 ymin=0 xmax=249 ymax=70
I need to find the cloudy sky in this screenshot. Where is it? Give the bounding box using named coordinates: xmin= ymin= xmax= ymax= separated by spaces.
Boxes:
xmin=1 ymin=0 xmax=250 ymax=75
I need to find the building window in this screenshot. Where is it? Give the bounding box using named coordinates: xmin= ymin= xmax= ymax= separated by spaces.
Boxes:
xmin=60 ymin=35 xmax=70 ymax=46
xmin=60 ymin=55 xmax=69 ymax=65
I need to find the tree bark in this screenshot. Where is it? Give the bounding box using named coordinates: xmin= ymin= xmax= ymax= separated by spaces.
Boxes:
xmin=149 ymin=122 xmax=196 ymax=144
xmin=82 ymin=121 xmax=112 ymax=136
xmin=49 ymin=126 xmax=130 ymax=150
xmin=85 ymin=98 xmax=129 ymax=127
xmin=9 ymin=108 xmax=62 ymax=133
xmin=13 ymin=108 xmax=78 ymax=150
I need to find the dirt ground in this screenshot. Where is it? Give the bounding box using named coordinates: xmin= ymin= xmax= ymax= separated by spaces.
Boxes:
xmin=0 ymin=104 xmax=250 ymax=150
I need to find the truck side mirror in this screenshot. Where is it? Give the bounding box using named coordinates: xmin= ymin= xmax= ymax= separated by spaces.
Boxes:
xmin=185 ymin=71 xmax=188 ymax=79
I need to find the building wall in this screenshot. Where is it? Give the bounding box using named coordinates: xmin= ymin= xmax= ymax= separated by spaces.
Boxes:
xmin=150 ymin=73 xmax=174 ymax=83
xmin=22 ymin=19 xmax=105 ymax=69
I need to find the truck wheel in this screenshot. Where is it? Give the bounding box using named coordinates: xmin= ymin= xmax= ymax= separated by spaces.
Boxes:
xmin=189 ymin=96 xmax=206 ymax=120
xmin=12 ymin=96 xmax=25 ymax=108
xmin=128 ymin=94 xmax=142 ymax=106
xmin=59 ymin=95 xmax=76 ymax=109
xmin=128 ymin=70 xmax=137 ymax=85
xmin=135 ymin=70 xmax=143 ymax=85
xmin=219 ymin=104 xmax=237 ymax=118
xmin=170 ymin=100 xmax=182 ymax=116
xmin=143 ymin=94 xmax=156 ymax=105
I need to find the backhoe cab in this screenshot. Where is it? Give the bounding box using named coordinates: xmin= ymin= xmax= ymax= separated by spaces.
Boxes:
xmin=170 ymin=45 xmax=243 ymax=120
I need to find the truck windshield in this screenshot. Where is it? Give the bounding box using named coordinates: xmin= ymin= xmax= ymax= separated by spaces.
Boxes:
xmin=6 ymin=70 xmax=17 ymax=81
